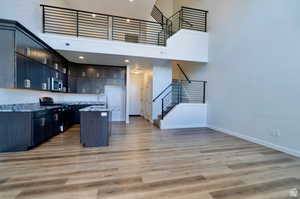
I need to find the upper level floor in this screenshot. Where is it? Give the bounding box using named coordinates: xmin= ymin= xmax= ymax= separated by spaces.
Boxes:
xmin=1 ymin=0 xmax=209 ymax=63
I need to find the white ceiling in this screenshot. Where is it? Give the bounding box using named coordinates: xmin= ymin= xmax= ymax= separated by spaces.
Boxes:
xmin=58 ymin=50 xmax=170 ymax=68
xmin=64 ymin=0 xmax=156 ymax=21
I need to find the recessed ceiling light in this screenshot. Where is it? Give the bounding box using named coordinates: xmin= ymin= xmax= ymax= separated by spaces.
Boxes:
xmin=126 ymin=19 xmax=131 ymax=23
xmin=124 ymin=59 xmax=130 ymax=63
xmin=91 ymin=14 xmax=97 ymax=18
xmin=79 ymin=56 xmax=85 ymax=60
xmin=129 ymin=0 xmax=134 ymax=2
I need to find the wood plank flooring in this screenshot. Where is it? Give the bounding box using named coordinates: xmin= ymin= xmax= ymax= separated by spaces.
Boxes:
xmin=0 ymin=117 xmax=300 ymax=199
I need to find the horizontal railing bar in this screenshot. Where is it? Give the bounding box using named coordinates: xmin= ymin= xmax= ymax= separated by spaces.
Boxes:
xmin=44 ymin=30 xmax=77 ymax=36
xmin=182 ymin=6 xmax=209 ymax=13
xmin=41 ymin=5 xmax=162 ymax=25
xmin=45 ymin=21 xmax=77 ymax=27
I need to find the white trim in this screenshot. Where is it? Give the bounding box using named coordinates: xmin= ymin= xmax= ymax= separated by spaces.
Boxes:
xmin=208 ymin=125 xmax=300 ymax=158
xmin=160 ymin=123 xmax=207 ymax=129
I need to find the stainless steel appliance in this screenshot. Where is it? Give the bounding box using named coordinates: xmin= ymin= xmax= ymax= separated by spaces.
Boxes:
xmin=51 ymin=78 xmax=63 ymax=92
xmin=39 ymin=97 xmax=65 ymax=132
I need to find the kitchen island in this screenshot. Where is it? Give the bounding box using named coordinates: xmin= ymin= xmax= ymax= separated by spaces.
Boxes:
xmin=80 ymin=106 xmax=112 ymax=147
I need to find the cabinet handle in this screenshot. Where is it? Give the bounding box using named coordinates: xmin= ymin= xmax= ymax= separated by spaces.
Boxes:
xmin=54 ymin=114 xmax=59 ymax=121
xmin=42 ymin=83 xmax=47 ymax=90
xmin=55 ymin=72 xmax=59 ymax=78
xmin=48 ymin=77 xmax=51 ymax=90
xmin=24 ymin=79 xmax=31 ymax=88
xmin=41 ymin=118 xmax=46 ymax=126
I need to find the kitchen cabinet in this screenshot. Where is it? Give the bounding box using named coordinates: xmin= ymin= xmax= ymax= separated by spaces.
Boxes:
xmin=80 ymin=108 xmax=111 ymax=147
xmin=0 ymin=19 xmax=68 ymax=92
xmin=68 ymin=63 xmax=126 ymax=94
xmin=0 ymin=112 xmax=32 ymax=152
xmin=0 ymin=108 xmax=62 ymax=152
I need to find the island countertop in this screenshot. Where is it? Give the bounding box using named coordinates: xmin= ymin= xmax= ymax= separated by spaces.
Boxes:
xmin=79 ymin=106 xmax=111 ymax=112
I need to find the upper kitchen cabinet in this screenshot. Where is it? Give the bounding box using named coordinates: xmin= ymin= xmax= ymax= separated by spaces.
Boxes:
xmin=0 ymin=28 xmax=15 ymax=88
xmin=0 ymin=19 xmax=68 ymax=92
xmin=68 ymin=63 xmax=126 ymax=94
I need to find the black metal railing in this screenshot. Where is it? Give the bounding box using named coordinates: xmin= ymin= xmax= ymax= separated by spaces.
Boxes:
xmin=153 ymin=79 xmax=207 ymax=119
xmin=166 ymin=7 xmax=208 ymax=37
xmin=151 ymin=5 xmax=168 ymax=25
xmin=41 ymin=5 xmax=166 ymax=46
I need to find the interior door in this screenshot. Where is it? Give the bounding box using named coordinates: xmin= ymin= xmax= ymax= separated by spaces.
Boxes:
xmin=105 ymin=85 xmax=126 ymax=122
xmin=129 ymin=74 xmax=143 ymax=115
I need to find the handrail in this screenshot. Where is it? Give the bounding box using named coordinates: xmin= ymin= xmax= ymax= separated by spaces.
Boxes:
xmin=152 ymin=83 xmax=173 ymax=102
xmin=182 ymin=6 xmax=209 ymax=13
xmin=41 ymin=4 xmax=166 ymax=46
xmin=41 ymin=4 xmax=161 ymax=25
xmin=177 ymin=64 xmax=191 ymax=83
xmin=162 ymin=90 xmax=173 ymax=100
xmin=152 ymin=5 xmax=168 ymax=25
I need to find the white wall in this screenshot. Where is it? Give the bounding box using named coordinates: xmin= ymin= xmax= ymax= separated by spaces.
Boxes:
xmin=160 ymin=103 xmax=207 ymax=129
xmin=0 ymin=0 xmax=69 ymax=35
xmin=41 ymin=30 xmax=208 ymax=63
xmin=152 ymin=62 xmax=173 ymax=120
xmin=0 ymin=88 xmax=105 ymax=105
xmin=155 ymin=0 xmax=174 ymax=18
xmin=177 ymin=0 xmax=300 ymax=157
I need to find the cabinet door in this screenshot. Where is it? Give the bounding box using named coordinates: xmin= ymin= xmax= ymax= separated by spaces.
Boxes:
xmin=52 ymin=111 xmax=62 ymax=135
xmin=16 ymin=54 xmax=31 ymax=89
xmin=45 ymin=114 xmax=54 ymax=140
xmin=30 ymin=61 xmax=43 ymax=90
xmin=0 ymin=29 xmax=15 ymax=88
xmin=33 ymin=117 xmax=46 ymax=146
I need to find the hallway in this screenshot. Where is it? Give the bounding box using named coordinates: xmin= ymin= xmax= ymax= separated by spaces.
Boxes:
xmin=0 ymin=117 xmax=300 ymax=199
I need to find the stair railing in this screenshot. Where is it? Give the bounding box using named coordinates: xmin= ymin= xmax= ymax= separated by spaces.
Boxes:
xmin=159 ymin=80 xmax=206 ymax=119
xmin=177 ymin=64 xmax=191 ymax=83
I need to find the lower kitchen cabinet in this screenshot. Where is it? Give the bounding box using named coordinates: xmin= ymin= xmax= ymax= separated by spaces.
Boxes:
xmin=0 ymin=108 xmax=62 ymax=152
xmin=0 ymin=112 xmax=32 ymax=152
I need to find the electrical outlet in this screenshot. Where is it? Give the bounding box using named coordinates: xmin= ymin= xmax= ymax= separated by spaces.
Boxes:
xmin=270 ymin=129 xmax=281 ymax=137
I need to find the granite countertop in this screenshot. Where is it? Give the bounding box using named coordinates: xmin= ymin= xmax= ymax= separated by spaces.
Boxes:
xmin=0 ymin=101 xmax=107 ymax=113
xmin=0 ymin=104 xmax=62 ymax=112
xmin=79 ymin=106 xmax=111 ymax=112
xmin=56 ymin=101 xmax=106 ymax=106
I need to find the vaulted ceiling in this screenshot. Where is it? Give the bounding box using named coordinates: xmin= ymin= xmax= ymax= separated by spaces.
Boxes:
xmin=64 ymin=0 xmax=156 ymax=21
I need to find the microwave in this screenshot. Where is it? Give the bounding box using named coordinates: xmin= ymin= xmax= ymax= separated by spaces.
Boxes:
xmin=51 ymin=78 xmax=63 ymax=92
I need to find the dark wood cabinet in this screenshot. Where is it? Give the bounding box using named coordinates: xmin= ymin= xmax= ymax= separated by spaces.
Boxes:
xmin=80 ymin=110 xmax=111 ymax=147
xmin=0 ymin=19 xmax=68 ymax=92
xmin=68 ymin=63 xmax=126 ymax=94
xmin=0 ymin=28 xmax=15 ymax=88
xmin=0 ymin=108 xmax=63 ymax=152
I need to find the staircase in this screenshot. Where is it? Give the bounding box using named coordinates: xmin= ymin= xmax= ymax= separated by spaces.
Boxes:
xmin=153 ymin=79 xmax=207 ymax=128
xmin=151 ymin=5 xmax=209 ymax=39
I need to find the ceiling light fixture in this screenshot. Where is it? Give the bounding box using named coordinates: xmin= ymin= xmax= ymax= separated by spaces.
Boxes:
xmin=79 ymin=56 xmax=85 ymax=60
xmin=129 ymin=0 xmax=134 ymax=2
xmin=91 ymin=14 xmax=97 ymax=18
xmin=124 ymin=59 xmax=130 ymax=63
xmin=131 ymin=69 xmax=143 ymax=74
xmin=126 ymin=19 xmax=131 ymax=23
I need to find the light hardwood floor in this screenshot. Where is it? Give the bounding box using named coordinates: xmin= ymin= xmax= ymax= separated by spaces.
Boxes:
xmin=0 ymin=117 xmax=300 ymax=199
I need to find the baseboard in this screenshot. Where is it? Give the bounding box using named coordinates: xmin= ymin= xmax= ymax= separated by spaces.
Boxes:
xmin=160 ymin=123 xmax=207 ymax=130
xmin=208 ymin=125 xmax=300 ymax=158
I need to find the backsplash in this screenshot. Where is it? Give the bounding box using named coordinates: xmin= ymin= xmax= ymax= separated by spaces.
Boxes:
xmin=0 ymin=89 xmax=106 ymax=105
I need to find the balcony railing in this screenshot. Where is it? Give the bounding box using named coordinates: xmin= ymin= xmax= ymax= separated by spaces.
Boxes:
xmin=166 ymin=7 xmax=208 ymax=37
xmin=41 ymin=5 xmax=167 ymax=46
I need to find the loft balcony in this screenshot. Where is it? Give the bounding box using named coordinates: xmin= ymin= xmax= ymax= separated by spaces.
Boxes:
xmin=40 ymin=4 xmax=209 ymax=62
